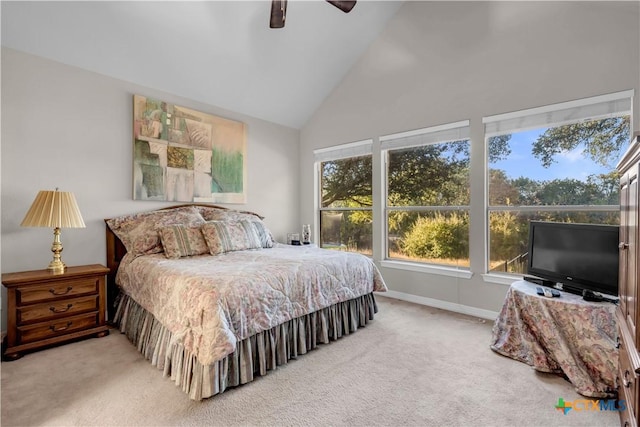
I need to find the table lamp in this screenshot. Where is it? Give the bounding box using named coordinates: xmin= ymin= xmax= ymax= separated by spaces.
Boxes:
xmin=20 ymin=189 xmax=86 ymax=274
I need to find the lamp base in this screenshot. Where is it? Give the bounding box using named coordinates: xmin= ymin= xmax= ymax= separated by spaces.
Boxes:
xmin=47 ymin=260 xmax=66 ymax=274
xmin=48 ymin=227 xmax=66 ymax=274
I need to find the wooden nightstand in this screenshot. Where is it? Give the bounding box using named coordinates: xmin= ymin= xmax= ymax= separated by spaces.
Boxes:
xmin=2 ymin=264 xmax=110 ymax=360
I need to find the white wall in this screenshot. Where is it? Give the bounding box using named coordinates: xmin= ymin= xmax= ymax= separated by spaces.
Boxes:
xmin=1 ymin=48 xmax=301 ymax=330
xmin=300 ymin=1 xmax=640 ymax=315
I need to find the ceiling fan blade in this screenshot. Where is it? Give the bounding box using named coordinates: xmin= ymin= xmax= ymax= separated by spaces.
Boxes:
xmin=270 ymin=0 xmax=287 ymax=28
xmin=326 ymin=1 xmax=357 ymax=13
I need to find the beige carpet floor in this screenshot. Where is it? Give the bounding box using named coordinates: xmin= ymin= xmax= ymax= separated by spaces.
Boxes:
xmin=1 ymin=295 xmax=619 ymax=426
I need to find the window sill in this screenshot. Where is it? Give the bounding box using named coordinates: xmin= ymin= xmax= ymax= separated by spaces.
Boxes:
xmin=379 ymin=260 xmax=473 ymax=279
xmin=481 ymin=273 xmax=521 ymax=286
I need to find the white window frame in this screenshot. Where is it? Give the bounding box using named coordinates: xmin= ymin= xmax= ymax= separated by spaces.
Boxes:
xmin=482 ymin=90 xmax=634 ymax=285
xmin=379 ymin=120 xmax=473 ymax=278
xmin=314 ymin=139 xmax=374 ymax=255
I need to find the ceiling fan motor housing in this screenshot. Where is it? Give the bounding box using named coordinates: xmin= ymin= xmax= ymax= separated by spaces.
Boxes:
xmin=270 ymin=0 xmax=356 ymax=28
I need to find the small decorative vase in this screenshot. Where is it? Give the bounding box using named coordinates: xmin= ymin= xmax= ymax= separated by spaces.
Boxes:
xmin=302 ymin=224 xmax=311 ymax=244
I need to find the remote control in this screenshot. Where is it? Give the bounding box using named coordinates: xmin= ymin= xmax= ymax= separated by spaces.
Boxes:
xmin=536 ymin=286 xmax=560 ymax=298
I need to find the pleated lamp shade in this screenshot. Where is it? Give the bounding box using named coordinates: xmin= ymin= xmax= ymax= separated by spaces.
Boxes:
xmin=21 ymin=190 xmax=86 ymax=229
xmin=21 ymin=189 xmax=85 ymax=273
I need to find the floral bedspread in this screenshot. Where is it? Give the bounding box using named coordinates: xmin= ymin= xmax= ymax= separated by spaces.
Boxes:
xmin=117 ymin=243 xmax=387 ymax=366
xmin=490 ymin=280 xmax=618 ymax=398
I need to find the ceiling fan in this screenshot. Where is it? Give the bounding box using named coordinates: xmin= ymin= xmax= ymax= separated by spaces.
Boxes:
xmin=270 ymin=1 xmax=357 ymax=29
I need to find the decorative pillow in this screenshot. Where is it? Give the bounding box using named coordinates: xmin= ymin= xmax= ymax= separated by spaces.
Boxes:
xmin=199 ymin=207 xmax=265 ymax=221
xmin=158 ymin=224 xmax=209 ymax=259
xmin=249 ymin=220 xmax=274 ymax=248
xmin=196 ymin=205 xmax=230 ymax=221
xmin=106 ymin=206 xmax=205 ymax=256
xmin=202 ymin=220 xmax=262 ymax=255
xmin=199 ymin=206 xmax=274 ymax=248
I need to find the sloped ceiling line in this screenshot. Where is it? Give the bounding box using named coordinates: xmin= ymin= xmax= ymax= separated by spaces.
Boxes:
xmin=1 ymin=1 xmax=403 ymax=129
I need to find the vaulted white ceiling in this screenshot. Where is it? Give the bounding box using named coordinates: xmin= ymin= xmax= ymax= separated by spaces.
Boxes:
xmin=1 ymin=1 xmax=403 ymax=129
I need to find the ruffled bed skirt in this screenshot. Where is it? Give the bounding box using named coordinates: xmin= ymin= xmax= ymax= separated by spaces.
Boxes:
xmin=113 ymin=293 xmax=378 ymax=400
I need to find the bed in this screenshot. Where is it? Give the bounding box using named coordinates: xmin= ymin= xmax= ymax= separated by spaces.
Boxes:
xmin=105 ymin=204 xmax=387 ymax=400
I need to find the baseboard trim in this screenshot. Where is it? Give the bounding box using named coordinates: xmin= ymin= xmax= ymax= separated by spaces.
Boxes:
xmin=376 ymin=290 xmax=499 ymax=321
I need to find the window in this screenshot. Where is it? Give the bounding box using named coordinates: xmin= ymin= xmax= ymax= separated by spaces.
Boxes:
xmin=382 ymin=121 xmax=471 ymax=268
xmin=315 ymin=140 xmax=373 ymax=255
xmin=484 ymin=90 xmax=632 ymax=275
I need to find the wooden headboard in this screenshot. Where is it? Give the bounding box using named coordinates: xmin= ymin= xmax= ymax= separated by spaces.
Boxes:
xmin=104 ymin=219 xmax=127 ymax=319
xmin=104 ymin=203 xmax=232 ymax=320
xmin=104 ymin=219 xmax=125 ymax=322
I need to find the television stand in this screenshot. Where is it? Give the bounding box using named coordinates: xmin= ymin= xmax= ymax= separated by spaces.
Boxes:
xmin=491 ymin=280 xmax=617 ymax=398
xmin=555 ymin=284 xmax=620 ymax=304
xmin=523 ymin=275 xmax=556 ymax=288
xmin=556 ymin=283 xmax=584 ymax=296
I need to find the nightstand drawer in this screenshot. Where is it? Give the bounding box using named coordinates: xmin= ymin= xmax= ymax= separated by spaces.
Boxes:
xmin=16 ymin=277 xmax=99 ymax=305
xmin=17 ymin=312 xmax=99 ymax=344
xmin=17 ymin=295 xmax=99 ymax=325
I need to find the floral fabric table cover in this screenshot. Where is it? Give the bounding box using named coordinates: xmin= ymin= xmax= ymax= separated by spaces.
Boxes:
xmin=490 ymin=280 xmax=618 ymax=398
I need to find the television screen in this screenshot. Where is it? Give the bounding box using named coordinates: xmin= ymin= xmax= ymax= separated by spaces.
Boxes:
xmin=526 ymin=221 xmax=619 ymax=296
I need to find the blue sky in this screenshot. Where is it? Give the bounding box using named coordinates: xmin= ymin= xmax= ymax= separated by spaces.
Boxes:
xmin=490 ymin=127 xmax=613 ymax=182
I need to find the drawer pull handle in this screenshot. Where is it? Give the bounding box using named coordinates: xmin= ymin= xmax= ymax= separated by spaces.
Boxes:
xmin=50 ymin=304 xmax=73 ymax=313
xmin=623 ymin=370 xmax=632 ymax=388
xmin=49 ymin=321 xmax=72 ymax=332
xmin=49 ymin=286 xmax=73 ymax=296
xmin=619 ymin=242 xmax=629 ymax=250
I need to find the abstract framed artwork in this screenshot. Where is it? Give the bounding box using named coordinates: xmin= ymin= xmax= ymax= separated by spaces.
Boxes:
xmin=133 ymin=95 xmax=247 ymax=203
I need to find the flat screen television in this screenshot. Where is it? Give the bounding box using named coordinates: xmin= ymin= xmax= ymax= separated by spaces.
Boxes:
xmin=526 ymin=221 xmax=620 ymax=297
